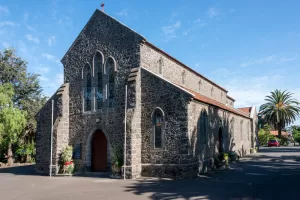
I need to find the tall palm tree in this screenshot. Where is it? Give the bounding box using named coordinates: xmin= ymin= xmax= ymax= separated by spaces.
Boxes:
xmin=260 ymin=90 xmax=300 ymax=138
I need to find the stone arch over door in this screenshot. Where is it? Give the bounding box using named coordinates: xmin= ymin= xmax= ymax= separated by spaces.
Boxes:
xmin=86 ymin=129 xmax=111 ymax=172
xmin=218 ymin=127 xmax=224 ymax=153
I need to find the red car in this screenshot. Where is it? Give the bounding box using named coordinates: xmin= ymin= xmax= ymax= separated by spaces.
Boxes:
xmin=268 ymin=139 xmax=280 ymax=147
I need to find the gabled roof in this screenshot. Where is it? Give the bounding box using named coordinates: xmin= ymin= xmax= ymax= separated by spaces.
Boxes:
xmin=141 ymin=67 xmax=249 ymax=119
xmin=237 ymin=107 xmax=252 ymax=115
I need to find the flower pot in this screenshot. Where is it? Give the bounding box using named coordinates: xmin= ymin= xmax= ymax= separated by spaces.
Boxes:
xmin=112 ymin=165 xmax=121 ymax=173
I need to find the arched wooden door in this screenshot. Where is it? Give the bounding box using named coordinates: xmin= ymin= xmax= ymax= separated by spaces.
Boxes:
xmin=91 ymin=130 xmax=107 ymax=172
xmin=218 ymin=128 xmax=224 ymax=153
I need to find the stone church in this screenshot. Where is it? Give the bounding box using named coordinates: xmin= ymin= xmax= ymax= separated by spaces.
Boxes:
xmin=36 ymin=9 xmax=258 ymax=179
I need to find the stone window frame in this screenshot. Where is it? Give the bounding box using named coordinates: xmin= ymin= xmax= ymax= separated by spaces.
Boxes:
xmin=104 ymin=56 xmax=118 ymax=108
xmin=151 ymin=107 xmax=165 ymax=149
xmin=240 ymin=120 xmax=243 ymax=141
xmin=230 ymin=117 xmax=235 ymax=141
xmin=82 ymin=62 xmax=93 ymax=113
xmin=158 ymin=58 xmax=163 ymax=75
xmin=93 ymin=50 xmax=105 ymax=111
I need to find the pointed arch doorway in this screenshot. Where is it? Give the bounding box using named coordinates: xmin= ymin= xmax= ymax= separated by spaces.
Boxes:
xmin=91 ymin=130 xmax=107 ymax=172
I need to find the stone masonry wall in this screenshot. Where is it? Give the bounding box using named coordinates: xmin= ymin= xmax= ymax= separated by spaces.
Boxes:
xmin=140 ymin=69 xmax=198 ymax=178
xmin=35 ymin=83 xmax=69 ymax=175
xmin=187 ymin=100 xmax=253 ymax=173
xmin=140 ymin=43 xmax=234 ymax=107
xmin=61 ymin=9 xmax=144 ymax=176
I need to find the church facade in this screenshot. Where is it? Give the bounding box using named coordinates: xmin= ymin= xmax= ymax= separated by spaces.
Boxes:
xmin=35 ymin=9 xmax=258 ymax=179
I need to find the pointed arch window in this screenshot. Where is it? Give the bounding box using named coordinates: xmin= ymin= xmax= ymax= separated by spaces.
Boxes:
xmin=106 ymin=57 xmax=116 ymax=108
xmin=94 ymin=52 xmax=103 ymax=109
xmin=153 ymin=108 xmax=164 ymax=148
xmin=83 ymin=64 xmax=92 ymax=112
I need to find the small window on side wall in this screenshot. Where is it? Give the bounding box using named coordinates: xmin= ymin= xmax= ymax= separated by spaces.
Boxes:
xmin=158 ymin=58 xmax=163 ymax=75
xmin=153 ymin=108 xmax=164 ymax=148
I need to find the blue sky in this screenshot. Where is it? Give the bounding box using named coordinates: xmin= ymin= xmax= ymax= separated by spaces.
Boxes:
xmin=1 ymin=0 xmax=300 ymax=125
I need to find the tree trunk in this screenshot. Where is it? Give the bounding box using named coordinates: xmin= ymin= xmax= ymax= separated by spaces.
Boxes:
xmin=7 ymin=142 xmax=13 ymax=166
xmin=278 ymin=122 xmax=282 ymax=139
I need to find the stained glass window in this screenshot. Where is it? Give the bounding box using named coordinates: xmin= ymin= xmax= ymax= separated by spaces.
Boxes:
xmin=84 ymin=66 xmax=92 ymax=111
xmin=94 ymin=52 xmax=103 ymax=109
xmin=107 ymin=58 xmax=115 ymax=108
xmin=154 ymin=110 xmax=163 ymax=148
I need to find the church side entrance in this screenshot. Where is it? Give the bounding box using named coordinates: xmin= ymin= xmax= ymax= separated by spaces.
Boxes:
xmin=91 ymin=130 xmax=107 ymax=172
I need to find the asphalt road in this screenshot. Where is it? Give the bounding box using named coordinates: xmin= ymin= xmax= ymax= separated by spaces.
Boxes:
xmin=0 ymin=146 xmax=300 ymax=200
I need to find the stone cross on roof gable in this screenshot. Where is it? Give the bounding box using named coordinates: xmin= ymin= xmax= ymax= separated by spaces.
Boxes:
xmin=101 ymin=2 xmax=105 ymax=12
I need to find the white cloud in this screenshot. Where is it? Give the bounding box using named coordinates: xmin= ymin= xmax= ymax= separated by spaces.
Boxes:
xmin=25 ymin=34 xmax=40 ymax=43
xmin=207 ymin=7 xmax=219 ymax=19
xmin=162 ymin=21 xmax=181 ymax=40
xmin=277 ymin=56 xmax=297 ymax=63
xmin=39 ymin=76 xmax=49 ymax=82
xmin=0 ymin=5 xmax=9 ymax=13
xmin=38 ymin=67 xmax=50 ymax=73
xmin=240 ymin=55 xmax=276 ymax=67
xmin=48 ymin=36 xmax=56 ymax=46
xmin=0 ymin=21 xmax=16 ymax=27
xmin=42 ymin=53 xmax=56 ymax=61
xmin=116 ymin=9 xmax=128 ymax=17
xmin=193 ymin=18 xmax=206 ymax=27
xmin=27 ymin=25 xmax=36 ymax=31
xmin=241 ymin=55 xmax=297 ymax=67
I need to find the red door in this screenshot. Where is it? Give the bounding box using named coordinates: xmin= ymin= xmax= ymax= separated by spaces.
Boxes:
xmin=91 ymin=130 xmax=107 ymax=172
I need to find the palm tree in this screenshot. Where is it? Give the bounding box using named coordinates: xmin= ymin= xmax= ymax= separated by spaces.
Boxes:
xmin=260 ymin=90 xmax=300 ymax=138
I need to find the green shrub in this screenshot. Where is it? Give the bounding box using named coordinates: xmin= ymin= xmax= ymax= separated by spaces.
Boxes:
xmin=294 ymin=133 xmax=300 ymax=144
xmin=61 ymin=145 xmax=73 ymax=163
xmin=258 ymin=127 xmax=274 ymax=146
xmin=228 ymin=151 xmax=240 ymax=162
xmin=111 ymin=145 xmax=123 ymax=168
xmin=60 ymin=145 xmax=74 ymax=174
xmin=214 ymin=152 xmax=230 ymax=168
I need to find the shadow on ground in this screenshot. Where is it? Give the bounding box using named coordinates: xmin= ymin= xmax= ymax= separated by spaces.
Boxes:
xmin=0 ymin=164 xmax=45 ymax=176
xmin=124 ymin=147 xmax=300 ymax=200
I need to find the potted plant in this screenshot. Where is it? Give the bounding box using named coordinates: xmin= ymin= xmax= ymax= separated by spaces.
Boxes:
xmin=111 ymin=146 xmax=123 ymax=174
xmin=61 ymin=145 xmax=74 ymax=174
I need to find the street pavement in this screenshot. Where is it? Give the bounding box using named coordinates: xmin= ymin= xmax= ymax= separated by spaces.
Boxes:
xmin=1 ymin=146 xmax=300 ymax=200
